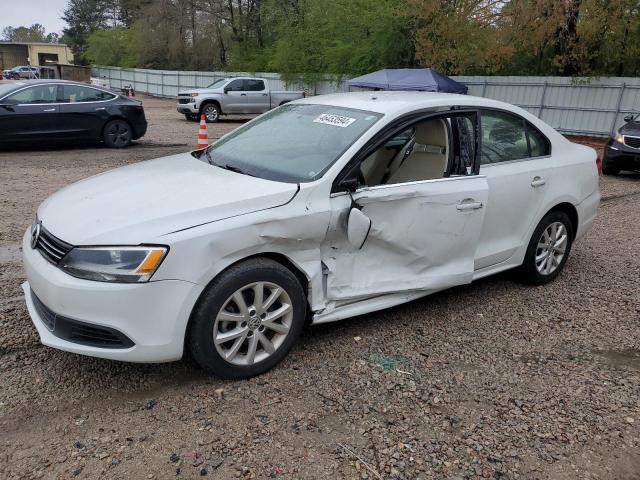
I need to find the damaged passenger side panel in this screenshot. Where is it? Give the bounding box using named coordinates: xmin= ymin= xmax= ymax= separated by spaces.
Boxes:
xmin=321 ymin=177 xmax=488 ymax=301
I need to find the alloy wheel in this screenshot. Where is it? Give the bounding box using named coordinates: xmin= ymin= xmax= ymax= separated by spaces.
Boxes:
xmin=213 ymin=281 xmax=293 ymax=366
xmin=535 ymin=221 xmax=568 ymax=275
xmin=203 ymin=105 xmax=219 ymax=122
xmin=106 ymin=121 xmax=131 ymax=146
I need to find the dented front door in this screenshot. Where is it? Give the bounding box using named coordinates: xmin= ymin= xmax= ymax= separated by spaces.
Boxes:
xmin=320 ymin=176 xmax=489 ymax=301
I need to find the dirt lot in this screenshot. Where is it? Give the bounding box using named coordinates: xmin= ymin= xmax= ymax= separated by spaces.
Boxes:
xmin=1 ymin=95 xmax=639 ymax=480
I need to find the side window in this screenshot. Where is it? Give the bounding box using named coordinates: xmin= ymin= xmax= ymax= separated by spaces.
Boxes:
xmin=480 ymin=110 xmax=529 ymax=164
xmin=60 ymin=85 xmax=115 ymax=103
xmin=226 ymin=79 xmax=245 ymax=92
xmin=6 ymin=85 xmax=57 ymax=104
xmin=358 ymin=115 xmax=478 ymax=187
xmin=527 ymin=122 xmax=551 ymax=157
xmin=246 ymin=79 xmax=265 ymax=91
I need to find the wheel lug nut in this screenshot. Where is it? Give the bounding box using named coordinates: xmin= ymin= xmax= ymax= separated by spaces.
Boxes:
xmin=258 ymin=325 xmax=265 ymax=332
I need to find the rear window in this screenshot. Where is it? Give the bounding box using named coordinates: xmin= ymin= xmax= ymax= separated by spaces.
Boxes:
xmin=60 ymin=85 xmax=116 ymax=102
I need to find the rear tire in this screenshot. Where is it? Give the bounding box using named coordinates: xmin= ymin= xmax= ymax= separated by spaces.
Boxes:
xmin=188 ymin=258 xmax=306 ymax=379
xmin=520 ymin=211 xmax=573 ymax=285
xmin=102 ymin=119 xmax=132 ymax=148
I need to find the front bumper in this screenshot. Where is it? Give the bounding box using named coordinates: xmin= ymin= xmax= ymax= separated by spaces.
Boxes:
xmin=603 ymin=141 xmax=640 ymax=170
xmin=177 ymin=101 xmax=198 ymax=114
xmin=22 ymin=229 xmax=203 ymax=363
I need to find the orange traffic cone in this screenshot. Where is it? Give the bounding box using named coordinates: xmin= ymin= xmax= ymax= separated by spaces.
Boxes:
xmin=196 ymin=114 xmax=209 ymax=149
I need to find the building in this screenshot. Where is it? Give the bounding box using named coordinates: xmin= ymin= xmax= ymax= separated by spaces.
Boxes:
xmin=0 ymin=42 xmax=74 ymax=70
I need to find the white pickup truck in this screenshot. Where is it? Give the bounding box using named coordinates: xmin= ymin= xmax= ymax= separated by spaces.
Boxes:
xmin=176 ymin=76 xmax=305 ymax=122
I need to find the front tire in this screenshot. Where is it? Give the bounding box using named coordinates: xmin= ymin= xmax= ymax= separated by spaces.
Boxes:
xmin=102 ymin=119 xmax=132 ymax=148
xmin=188 ymin=258 xmax=306 ymax=379
xmin=520 ymin=211 xmax=573 ymax=285
xmin=602 ymin=158 xmax=620 ymax=175
xmin=200 ymin=103 xmax=220 ymax=123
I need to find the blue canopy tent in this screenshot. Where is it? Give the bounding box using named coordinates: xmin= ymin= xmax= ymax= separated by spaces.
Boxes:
xmin=345 ymin=68 xmax=468 ymax=94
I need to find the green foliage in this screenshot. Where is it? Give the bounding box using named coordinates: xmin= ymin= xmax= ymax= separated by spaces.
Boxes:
xmin=1 ymin=24 xmax=59 ymax=43
xmin=86 ymin=27 xmax=137 ymax=67
xmin=60 ymin=0 xmax=640 ymax=78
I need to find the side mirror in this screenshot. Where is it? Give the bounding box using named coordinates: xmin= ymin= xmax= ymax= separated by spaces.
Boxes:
xmin=347 ymin=207 xmax=371 ymax=249
xmin=624 ymin=114 xmax=635 ymax=123
xmin=340 ymin=178 xmax=359 ymax=192
xmin=0 ymin=103 xmax=15 ymax=111
xmin=223 ymin=87 xmax=230 ymax=94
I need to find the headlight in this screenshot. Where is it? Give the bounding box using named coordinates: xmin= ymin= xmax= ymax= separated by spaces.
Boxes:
xmin=615 ymin=131 xmax=625 ymax=144
xmin=59 ymin=246 xmax=168 ymax=283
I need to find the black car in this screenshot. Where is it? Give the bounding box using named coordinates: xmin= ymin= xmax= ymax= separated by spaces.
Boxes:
xmin=602 ymin=113 xmax=640 ymax=175
xmin=0 ymin=80 xmax=147 ymax=148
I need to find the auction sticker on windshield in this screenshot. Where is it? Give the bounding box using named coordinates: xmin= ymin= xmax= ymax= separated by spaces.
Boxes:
xmin=314 ymin=113 xmax=357 ymax=128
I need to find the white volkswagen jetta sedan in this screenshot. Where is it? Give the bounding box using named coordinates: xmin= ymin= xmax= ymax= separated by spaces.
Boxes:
xmin=22 ymin=92 xmax=600 ymax=378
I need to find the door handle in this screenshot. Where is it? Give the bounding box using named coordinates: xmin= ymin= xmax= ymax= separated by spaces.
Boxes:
xmin=43 ymin=108 xmax=56 ymax=112
xmin=531 ymin=176 xmax=546 ymax=187
xmin=240 ymin=93 xmax=247 ymax=96
xmin=262 ymin=93 xmax=268 ymax=96
xmin=95 ymin=107 xmax=106 ymax=110
xmin=456 ymin=199 xmax=483 ymax=211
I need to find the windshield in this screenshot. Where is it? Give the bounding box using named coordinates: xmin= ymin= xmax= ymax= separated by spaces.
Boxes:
xmin=205 ymin=104 xmax=382 ymax=183
xmin=207 ymin=78 xmax=229 ymax=89
xmin=0 ymin=83 xmax=21 ymax=99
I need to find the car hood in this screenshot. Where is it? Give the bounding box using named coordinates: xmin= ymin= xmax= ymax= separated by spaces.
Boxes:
xmin=37 ymin=153 xmax=299 ymax=245
xmin=619 ymin=121 xmax=640 ymax=136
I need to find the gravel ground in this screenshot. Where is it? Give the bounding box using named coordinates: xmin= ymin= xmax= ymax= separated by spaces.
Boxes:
xmin=1 ymin=96 xmax=639 ymax=480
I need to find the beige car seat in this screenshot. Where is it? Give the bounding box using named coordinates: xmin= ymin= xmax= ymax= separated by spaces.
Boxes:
xmin=360 ymin=148 xmax=395 ymax=186
xmin=387 ymin=119 xmax=449 ymax=184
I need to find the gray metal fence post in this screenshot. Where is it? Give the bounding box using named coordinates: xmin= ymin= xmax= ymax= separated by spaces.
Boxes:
xmin=146 ymin=71 xmax=149 ymax=94
xmin=538 ymin=81 xmax=549 ymax=119
xmin=481 ymin=79 xmax=488 ymax=97
xmin=610 ymin=82 xmax=626 ymax=134
xmin=161 ymin=71 xmax=165 ymax=97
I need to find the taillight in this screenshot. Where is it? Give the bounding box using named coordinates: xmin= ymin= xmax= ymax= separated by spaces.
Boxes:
xmin=596 ymin=156 xmax=602 ymax=176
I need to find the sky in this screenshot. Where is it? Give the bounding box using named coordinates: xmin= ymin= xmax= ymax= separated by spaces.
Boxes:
xmin=0 ymin=0 xmax=69 ymax=36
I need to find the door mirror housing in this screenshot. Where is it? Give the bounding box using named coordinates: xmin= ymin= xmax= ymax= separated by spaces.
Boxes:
xmin=347 ymin=207 xmax=372 ymax=249
xmin=624 ymin=114 xmax=636 ymax=123
xmin=340 ymin=178 xmax=359 ymax=193
xmin=0 ymin=103 xmax=15 ymax=111
xmin=223 ymin=87 xmax=230 ymax=94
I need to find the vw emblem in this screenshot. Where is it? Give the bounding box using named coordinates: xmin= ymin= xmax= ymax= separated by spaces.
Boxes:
xmin=30 ymin=222 xmax=41 ymax=249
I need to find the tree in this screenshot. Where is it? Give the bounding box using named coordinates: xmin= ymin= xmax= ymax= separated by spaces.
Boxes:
xmin=410 ymin=0 xmax=508 ymax=75
xmin=86 ymin=27 xmax=137 ymax=66
xmin=1 ymin=24 xmax=56 ymax=43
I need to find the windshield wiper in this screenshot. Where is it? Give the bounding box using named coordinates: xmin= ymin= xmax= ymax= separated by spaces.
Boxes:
xmin=202 ymin=149 xmax=255 ymax=177
xmin=221 ymin=164 xmax=255 ymax=177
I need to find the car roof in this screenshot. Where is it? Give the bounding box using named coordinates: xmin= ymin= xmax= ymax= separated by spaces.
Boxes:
xmin=0 ymin=79 xmax=122 ymax=99
xmin=295 ymin=91 xmax=519 ymax=116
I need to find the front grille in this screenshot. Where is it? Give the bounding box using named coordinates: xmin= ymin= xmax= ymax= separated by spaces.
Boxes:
xmin=623 ymin=136 xmax=640 ymax=149
xmin=178 ymin=97 xmax=191 ymax=104
xmin=35 ymin=226 xmax=73 ymax=265
xmin=30 ymin=290 xmax=135 ymax=349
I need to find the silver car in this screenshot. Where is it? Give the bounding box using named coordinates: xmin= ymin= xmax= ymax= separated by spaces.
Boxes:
xmin=177 ymin=77 xmax=305 ymax=122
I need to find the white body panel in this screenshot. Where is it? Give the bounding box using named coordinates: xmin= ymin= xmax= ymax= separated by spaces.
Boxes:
xmin=23 ymin=92 xmax=600 ymax=362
